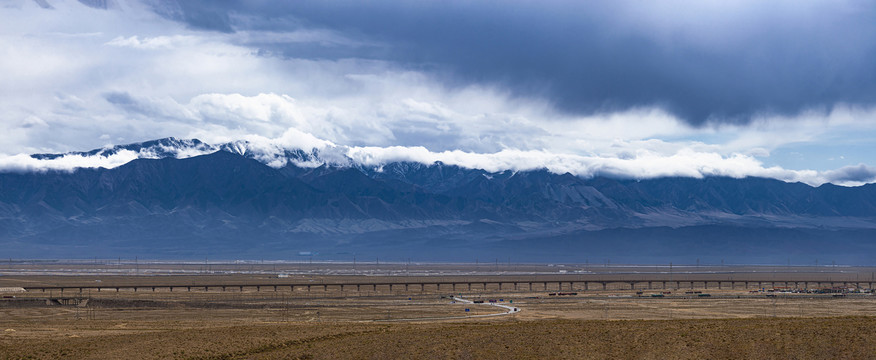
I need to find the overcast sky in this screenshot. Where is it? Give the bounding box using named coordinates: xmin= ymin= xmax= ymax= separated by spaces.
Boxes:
xmin=1 ymin=0 xmax=875 ymax=185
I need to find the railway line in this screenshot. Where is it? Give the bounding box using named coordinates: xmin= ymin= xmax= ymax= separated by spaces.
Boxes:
xmin=20 ymin=278 xmax=876 ymax=294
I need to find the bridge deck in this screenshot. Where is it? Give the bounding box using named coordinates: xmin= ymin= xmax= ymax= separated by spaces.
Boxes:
xmin=21 ymin=279 xmax=874 ymax=293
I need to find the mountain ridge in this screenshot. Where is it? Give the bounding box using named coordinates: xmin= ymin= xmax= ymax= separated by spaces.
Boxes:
xmin=3 ymin=139 xmax=875 ymax=263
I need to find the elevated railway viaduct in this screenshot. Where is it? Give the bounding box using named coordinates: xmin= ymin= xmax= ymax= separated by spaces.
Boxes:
xmin=23 ymin=279 xmax=875 ymax=294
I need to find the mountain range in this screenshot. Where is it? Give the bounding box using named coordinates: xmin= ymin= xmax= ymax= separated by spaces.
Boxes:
xmin=2 ymin=138 xmax=875 ymax=264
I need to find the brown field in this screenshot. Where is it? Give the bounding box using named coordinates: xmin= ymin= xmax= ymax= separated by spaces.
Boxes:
xmin=2 ymin=264 xmax=875 ymax=359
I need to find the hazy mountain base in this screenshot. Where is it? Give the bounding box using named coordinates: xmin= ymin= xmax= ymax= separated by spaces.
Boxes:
xmin=4 ymin=223 xmax=875 ymax=265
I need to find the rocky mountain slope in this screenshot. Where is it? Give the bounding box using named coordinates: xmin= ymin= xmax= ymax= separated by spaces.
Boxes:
xmin=2 ymin=138 xmax=874 ymax=263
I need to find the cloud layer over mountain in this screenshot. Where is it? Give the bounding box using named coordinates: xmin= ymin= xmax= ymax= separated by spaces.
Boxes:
xmin=1 ymin=0 xmax=875 ymax=186
xmin=3 ymin=135 xmax=875 ymax=187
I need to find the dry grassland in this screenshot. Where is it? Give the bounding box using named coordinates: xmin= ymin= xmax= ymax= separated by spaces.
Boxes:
xmin=2 ymin=271 xmax=876 ymax=359
xmin=1 ymin=315 xmax=875 ymax=359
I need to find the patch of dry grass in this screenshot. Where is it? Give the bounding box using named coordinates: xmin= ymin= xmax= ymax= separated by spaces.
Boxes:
xmin=2 ymin=317 xmax=875 ymax=359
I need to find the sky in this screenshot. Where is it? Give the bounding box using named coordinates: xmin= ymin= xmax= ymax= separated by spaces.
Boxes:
xmin=1 ymin=0 xmax=875 ymax=186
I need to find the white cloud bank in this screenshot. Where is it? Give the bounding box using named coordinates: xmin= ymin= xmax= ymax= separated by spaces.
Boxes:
xmin=0 ymin=151 xmax=142 ymax=173
xmin=345 ymin=145 xmax=874 ymax=187
xmin=2 ymin=128 xmax=873 ymax=187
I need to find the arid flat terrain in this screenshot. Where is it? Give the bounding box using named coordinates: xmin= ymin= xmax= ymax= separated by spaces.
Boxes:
xmin=2 ymin=263 xmax=875 ymax=359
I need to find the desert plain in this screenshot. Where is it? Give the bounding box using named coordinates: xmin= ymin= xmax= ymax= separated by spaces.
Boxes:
xmin=1 ymin=261 xmax=875 ymax=359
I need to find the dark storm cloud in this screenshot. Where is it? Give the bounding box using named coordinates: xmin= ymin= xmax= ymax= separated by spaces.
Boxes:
xmin=144 ymin=0 xmax=233 ymax=33
xmin=146 ymin=1 xmax=876 ymax=125
xmin=76 ymin=0 xmax=111 ymax=9
xmin=103 ymin=91 xmax=137 ymax=108
xmin=102 ymin=91 xmax=174 ymax=119
xmin=824 ymin=164 xmax=876 ymax=184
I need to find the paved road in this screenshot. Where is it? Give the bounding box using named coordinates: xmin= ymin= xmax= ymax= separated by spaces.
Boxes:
xmin=373 ymin=296 xmax=520 ymax=322
xmin=451 ymin=296 xmax=520 ymax=318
